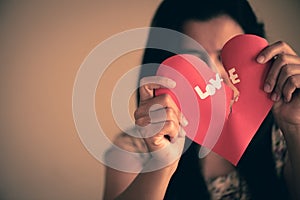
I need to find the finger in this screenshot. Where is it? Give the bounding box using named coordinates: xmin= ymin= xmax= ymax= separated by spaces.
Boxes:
xmin=157 ymin=120 xmax=180 ymax=142
xmin=281 ymin=74 xmax=300 ymax=102
xmin=135 ymin=100 xmax=187 ymax=130
xmin=150 ymin=107 xmax=179 ymax=124
xmin=264 ymin=54 xmax=300 ymax=93
xmin=139 ymin=76 xmax=176 ymax=102
xmin=257 ymin=41 xmax=297 ymax=64
xmin=180 ymin=114 xmax=189 ymax=127
xmin=141 ymin=120 xmax=180 ymax=146
xmin=135 ymin=93 xmax=180 ymax=120
xmin=135 ymin=106 xmax=179 ymax=126
xmin=272 ymin=64 xmax=300 ymax=101
xmin=149 ymin=106 xmax=188 ymax=128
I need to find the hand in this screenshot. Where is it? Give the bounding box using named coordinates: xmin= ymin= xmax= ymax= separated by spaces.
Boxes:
xmin=257 ymin=41 xmax=300 ymax=129
xmin=134 ymin=76 xmax=187 ymax=165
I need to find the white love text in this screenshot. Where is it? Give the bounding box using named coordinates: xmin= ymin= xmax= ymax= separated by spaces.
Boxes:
xmin=194 ymin=73 xmax=223 ymax=99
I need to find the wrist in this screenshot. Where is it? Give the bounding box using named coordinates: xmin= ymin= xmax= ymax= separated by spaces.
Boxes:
xmin=142 ymin=144 xmax=181 ymax=173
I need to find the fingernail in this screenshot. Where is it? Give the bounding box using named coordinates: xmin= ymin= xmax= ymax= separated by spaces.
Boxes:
xmin=264 ymin=83 xmax=272 ymax=93
xmin=257 ymin=55 xmax=265 ymax=64
xmin=181 ymin=116 xmax=189 ymax=127
xmin=271 ymin=93 xmax=279 ymax=102
xmin=170 ymin=137 xmax=177 ymax=143
xmin=284 ymin=97 xmax=289 ymax=103
xmin=168 ymin=79 xmax=176 ymax=88
xmin=284 ymin=96 xmax=291 ymax=103
xmin=234 ymin=95 xmax=239 ymax=102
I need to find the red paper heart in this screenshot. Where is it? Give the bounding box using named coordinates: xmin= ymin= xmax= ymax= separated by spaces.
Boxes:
xmin=213 ymin=34 xmax=273 ymax=165
xmin=155 ymin=34 xmax=273 ymax=165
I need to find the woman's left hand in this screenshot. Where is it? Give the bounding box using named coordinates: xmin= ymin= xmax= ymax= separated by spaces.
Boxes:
xmin=257 ymin=41 xmax=300 ymax=130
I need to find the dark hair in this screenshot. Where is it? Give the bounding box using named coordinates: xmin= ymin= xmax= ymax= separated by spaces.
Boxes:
xmin=139 ymin=0 xmax=288 ymax=199
xmin=141 ymin=0 xmax=265 ymax=67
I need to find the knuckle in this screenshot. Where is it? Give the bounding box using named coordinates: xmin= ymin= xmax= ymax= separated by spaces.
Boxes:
xmin=165 ymin=107 xmax=176 ymax=118
xmin=160 ymin=94 xmax=179 ymax=112
xmin=168 ymin=120 xmax=176 ymax=130
xmin=135 ymin=117 xmax=149 ymax=127
xmin=134 ymin=109 xmax=140 ymax=120
xmin=165 ymin=120 xmax=179 ymax=131
xmin=276 ymin=54 xmax=286 ymax=64
xmin=280 ymin=64 xmax=292 ymax=77
xmin=277 ymin=54 xmax=288 ymax=66
xmin=145 ymin=138 xmax=160 ymax=147
xmin=276 ymin=40 xmax=286 ymax=48
xmin=161 ymin=93 xmax=172 ymax=104
xmin=134 ymin=108 xmax=146 ymax=120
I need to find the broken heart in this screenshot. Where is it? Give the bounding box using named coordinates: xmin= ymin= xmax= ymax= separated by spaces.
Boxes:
xmin=155 ymin=34 xmax=273 ymax=165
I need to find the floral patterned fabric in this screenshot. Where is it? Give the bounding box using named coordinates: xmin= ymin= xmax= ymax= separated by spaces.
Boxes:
xmin=205 ymin=126 xmax=287 ymax=200
xmin=205 ymin=170 xmax=249 ymax=200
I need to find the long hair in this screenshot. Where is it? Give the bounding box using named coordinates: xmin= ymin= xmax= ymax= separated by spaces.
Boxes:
xmin=141 ymin=0 xmax=265 ymax=69
xmin=139 ymin=0 xmax=287 ymax=199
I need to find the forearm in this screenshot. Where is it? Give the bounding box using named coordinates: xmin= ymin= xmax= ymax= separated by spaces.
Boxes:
xmin=116 ymin=161 xmax=178 ymax=200
xmin=282 ymin=126 xmax=300 ymax=200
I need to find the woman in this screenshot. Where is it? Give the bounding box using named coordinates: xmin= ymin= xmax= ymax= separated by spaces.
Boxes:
xmin=104 ymin=0 xmax=300 ymax=199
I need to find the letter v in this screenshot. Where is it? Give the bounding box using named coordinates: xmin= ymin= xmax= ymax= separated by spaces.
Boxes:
xmin=209 ymin=74 xmax=223 ymax=89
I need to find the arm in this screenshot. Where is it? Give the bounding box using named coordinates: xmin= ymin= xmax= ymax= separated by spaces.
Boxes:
xmin=104 ymin=162 xmax=178 ymax=200
xmin=103 ymin=167 xmax=138 ymax=200
xmin=257 ymin=41 xmax=300 ymax=199
xmin=282 ymin=126 xmax=300 ymax=200
xmin=103 ymin=136 xmax=183 ymax=200
xmin=103 ymin=76 xmax=187 ymax=199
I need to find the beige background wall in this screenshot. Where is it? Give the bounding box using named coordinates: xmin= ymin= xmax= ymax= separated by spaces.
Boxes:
xmin=1 ymin=1 xmax=299 ymax=199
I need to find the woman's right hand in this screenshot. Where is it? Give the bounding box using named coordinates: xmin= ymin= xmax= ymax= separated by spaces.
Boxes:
xmin=134 ymin=76 xmax=188 ymax=166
